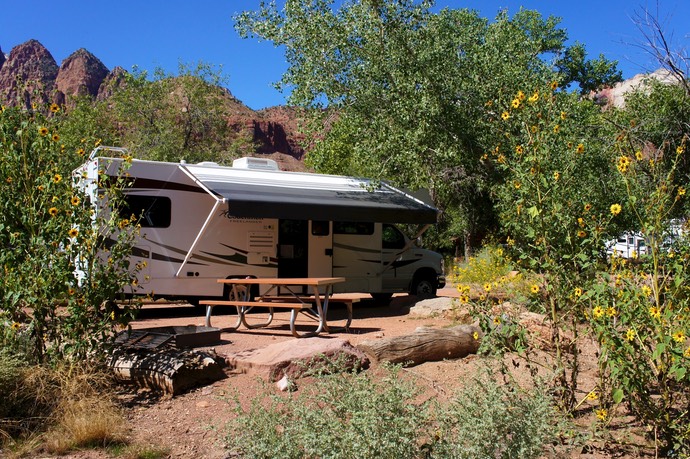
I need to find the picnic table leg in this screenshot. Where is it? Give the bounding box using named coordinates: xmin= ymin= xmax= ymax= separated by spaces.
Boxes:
xmin=205 ymin=304 xmax=242 ymax=331
xmin=236 ymin=283 xmax=275 ymax=329
xmin=319 ymin=286 xmax=352 ymax=333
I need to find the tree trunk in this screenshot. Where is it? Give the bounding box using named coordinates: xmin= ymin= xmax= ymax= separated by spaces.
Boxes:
xmin=356 ymin=324 xmax=481 ymax=366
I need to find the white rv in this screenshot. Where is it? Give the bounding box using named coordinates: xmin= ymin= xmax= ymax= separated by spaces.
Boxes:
xmin=74 ymin=148 xmax=445 ymax=303
xmin=606 ymin=232 xmax=648 ymax=259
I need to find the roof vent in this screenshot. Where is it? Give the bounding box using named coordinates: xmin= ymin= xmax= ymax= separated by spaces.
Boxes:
xmin=196 ymin=161 xmax=219 ymax=167
xmin=232 ymin=157 xmax=280 ymax=171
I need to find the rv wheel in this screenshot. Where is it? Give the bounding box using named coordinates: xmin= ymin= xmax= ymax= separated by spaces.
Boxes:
xmin=411 ymin=276 xmax=436 ymax=298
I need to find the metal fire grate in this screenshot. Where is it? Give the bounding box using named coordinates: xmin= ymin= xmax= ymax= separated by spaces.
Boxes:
xmin=115 ymin=325 xmax=221 ymax=350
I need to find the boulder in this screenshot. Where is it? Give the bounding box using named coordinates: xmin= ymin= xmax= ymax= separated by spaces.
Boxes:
xmin=225 ymin=337 xmax=369 ymax=382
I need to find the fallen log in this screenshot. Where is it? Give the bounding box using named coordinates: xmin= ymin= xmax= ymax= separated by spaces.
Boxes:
xmin=356 ymin=324 xmax=482 ymax=366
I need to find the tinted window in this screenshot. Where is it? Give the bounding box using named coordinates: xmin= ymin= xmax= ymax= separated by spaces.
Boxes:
xmin=121 ymin=195 xmax=171 ymax=228
xmin=333 ymin=221 xmax=374 ymax=235
xmin=382 ymin=224 xmax=406 ymax=249
xmin=312 ymin=220 xmax=330 ymax=236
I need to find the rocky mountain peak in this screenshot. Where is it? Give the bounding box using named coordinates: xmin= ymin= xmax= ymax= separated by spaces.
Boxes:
xmin=0 ymin=46 xmax=5 ymax=70
xmin=55 ymin=48 xmax=109 ymax=101
xmin=0 ymin=39 xmax=58 ymax=105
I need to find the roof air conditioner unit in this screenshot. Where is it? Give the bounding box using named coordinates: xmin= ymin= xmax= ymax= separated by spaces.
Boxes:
xmin=232 ymin=157 xmax=280 ymax=171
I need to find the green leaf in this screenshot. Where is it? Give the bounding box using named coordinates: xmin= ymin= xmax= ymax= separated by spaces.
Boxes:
xmin=612 ymin=388 xmax=624 ymax=404
xmin=652 ymin=342 xmax=667 ymax=360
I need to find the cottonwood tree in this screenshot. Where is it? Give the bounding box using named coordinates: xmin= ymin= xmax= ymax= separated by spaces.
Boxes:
xmin=235 ymin=0 xmax=621 ymax=254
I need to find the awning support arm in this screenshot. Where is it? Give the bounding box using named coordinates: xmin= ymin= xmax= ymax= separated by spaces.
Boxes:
xmin=379 ymin=224 xmax=432 ymax=276
xmin=175 ymin=164 xmax=225 ymax=278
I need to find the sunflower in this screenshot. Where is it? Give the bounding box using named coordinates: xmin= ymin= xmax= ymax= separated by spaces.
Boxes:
xmin=70 ymin=196 xmax=80 ymax=206
xmin=52 ymin=133 xmax=60 ymax=142
xmin=676 ymin=145 xmax=685 ymax=155
xmin=553 ymin=124 xmax=560 ymax=134
xmin=501 ymin=111 xmax=510 ymax=121
xmin=610 ymin=203 xmax=622 ymax=216
xmin=68 ymin=228 xmax=79 ymax=238
xmin=626 ymin=329 xmax=636 ymax=341
xmin=553 ymin=171 xmax=560 ymax=181
xmin=576 ymin=143 xmax=585 ymax=154
xmin=592 ymin=306 xmax=604 ymax=319
xmin=48 ymin=207 xmax=58 ymax=217
xmin=38 ymin=126 xmax=49 ymax=136
xmin=550 ymin=80 xmax=559 ymax=90
xmin=584 ymin=203 xmax=592 ymax=212
xmin=53 ymin=174 xmax=62 ymax=184
xmin=573 ymin=287 xmax=583 ymax=297
xmin=672 ymin=330 xmax=686 ymax=343
xmin=511 ymin=98 xmax=521 ymax=109
xmin=577 ymin=230 xmax=586 ymax=238
xmin=528 ymin=91 xmax=539 ymax=103
xmin=530 ymin=284 xmax=540 ymax=294
xmin=50 ymin=103 xmax=60 ymax=113
xmin=515 ymin=145 xmax=523 ymax=154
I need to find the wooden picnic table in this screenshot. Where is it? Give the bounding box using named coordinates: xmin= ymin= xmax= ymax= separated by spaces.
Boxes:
xmin=199 ymin=277 xmax=354 ymax=338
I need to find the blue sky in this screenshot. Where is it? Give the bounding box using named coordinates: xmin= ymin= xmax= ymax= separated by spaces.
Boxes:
xmin=2 ymin=1 xmax=688 ymax=110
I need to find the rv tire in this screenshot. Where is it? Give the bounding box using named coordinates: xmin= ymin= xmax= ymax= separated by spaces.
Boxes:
xmin=411 ymin=276 xmax=437 ymax=298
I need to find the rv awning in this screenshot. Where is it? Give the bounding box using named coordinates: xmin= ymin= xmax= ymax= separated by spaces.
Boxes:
xmin=180 ymin=164 xmax=438 ymax=224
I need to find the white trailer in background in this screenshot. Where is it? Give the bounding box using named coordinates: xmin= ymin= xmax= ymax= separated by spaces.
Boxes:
xmin=74 ymin=148 xmax=445 ymax=303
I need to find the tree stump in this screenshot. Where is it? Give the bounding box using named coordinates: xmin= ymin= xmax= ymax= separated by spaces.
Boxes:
xmin=356 ymin=324 xmax=482 ymax=366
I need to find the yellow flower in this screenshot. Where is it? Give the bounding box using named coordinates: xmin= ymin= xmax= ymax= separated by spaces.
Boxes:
xmin=595 ymin=408 xmax=608 ymax=421
xmin=586 ymin=391 xmax=598 ymax=401
xmin=118 ymin=219 xmax=130 ymax=229
xmin=52 ymin=133 xmax=60 ymax=142
xmin=511 ymin=98 xmax=521 ymax=109
xmin=95 ymin=138 xmax=102 ymax=147
xmin=574 ymin=287 xmax=583 ymax=297
xmin=560 ymin=111 xmax=567 ymax=120
xmin=649 ymin=306 xmax=661 ymax=320
xmin=577 ymin=230 xmax=586 ymax=238
xmin=635 ymin=150 xmax=643 ymax=160
xmin=530 ymin=125 xmax=538 ymax=133
xmin=530 ymin=284 xmax=540 ymax=294
xmin=528 ymin=91 xmax=539 ymax=103
xmin=48 ymin=207 xmax=58 ymax=217
xmin=516 ymin=90 xmax=526 ymax=101
xmin=553 ymin=124 xmax=560 ymax=134
xmin=685 ymin=347 xmax=690 ymax=358
xmin=11 ymin=322 xmax=21 ymax=330
xmin=676 ymin=145 xmax=685 ymax=155
xmin=472 ymin=331 xmax=479 ymax=340
xmin=672 ymin=331 xmax=686 ymax=343
xmin=610 ymin=203 xmax=622 ymax=216
xmin=515 ymin=145 xmax=523 ymax=154
xmin=70 ymin=196 xmax=80 ymax=206
xmin=606 ymin=306 xmax=617 ymax=317
xmin=38 ymin=126 xmax=49 ymax=136
xmin=483 ymin=283 xmax=492 ymax=292
xmin=53 ymin=174 xmax=62 ymax=184
xmin=641 ymin=285 xmax=652 ymax=296
xmin=50 ymin=103 xmax=60 ymax=113
xmin=501 ymin=111 xmax=510 ymax=121
xmin=514 ymin=181 xmax=521 ymax=189
xmin=68 ymin=228 xmax=79 ymax=238
xmin=37 ymin=185 xmax=44 ymax=191
xmin=576 ymin=143 xmax=585 ymax=154
xmin=626 ymin=328 xmax=636 ymax=341
xmin=553 ymin=171 xmax=560 ymax=181
xmin=678 ymin=187 xmax=686 ymax=197
xmin=592 ymin=306 xmax=604 ymax=319
xmin=550 ymin=80 xmax=559 ymax=90
xmin=493 ymin=316 xmax=501 ymax=325
xmin=460 ymin=295 xmax=469 ymax=303
xmin=583 ymin=203 xmax=592 ymax=212
xmin=77 ymin=148 xmax=85 ymax=156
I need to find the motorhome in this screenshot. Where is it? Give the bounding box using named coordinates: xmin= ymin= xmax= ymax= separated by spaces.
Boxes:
xmin=74 ymin=148 xmax=445 ymax=303
xmin=606 ymin=232 xmax=648 ymax=259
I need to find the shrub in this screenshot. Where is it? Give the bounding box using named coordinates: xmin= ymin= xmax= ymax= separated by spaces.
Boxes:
xmin=431 ymin=369 xmax=564 ymax=459
xmin=225 ymin=364 xmax=430 ymax=459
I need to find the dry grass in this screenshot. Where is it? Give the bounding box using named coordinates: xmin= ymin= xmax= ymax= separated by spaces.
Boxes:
xmin=43 ymin=396 xmax=129 ymax=454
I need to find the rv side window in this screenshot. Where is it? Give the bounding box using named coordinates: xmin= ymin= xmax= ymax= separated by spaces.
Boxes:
xmin=121 ymin=195 xmax=171 ymax=228
xmin=333 ymin=222 xmax=374 ymax=235
xmin=382 ymin=224 xmax=405 ymax=249
xmin=312 ymin=220 xmax=330 ymax=236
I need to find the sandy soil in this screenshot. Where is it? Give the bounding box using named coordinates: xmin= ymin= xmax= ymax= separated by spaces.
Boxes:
xmin=60 ymin=286 xmax=654 ymax=458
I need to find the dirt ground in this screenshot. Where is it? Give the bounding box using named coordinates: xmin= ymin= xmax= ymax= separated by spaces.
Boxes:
xmin=63 ymin=285 xmax=655 ymax=458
